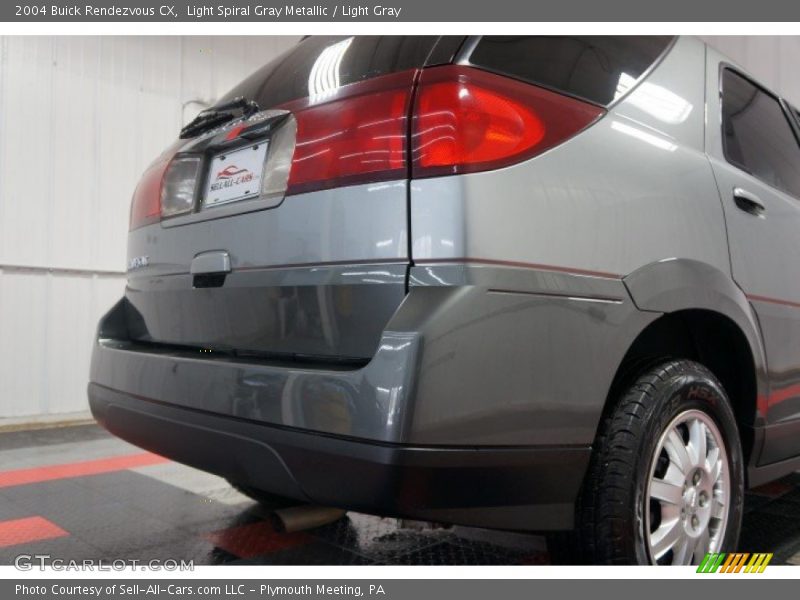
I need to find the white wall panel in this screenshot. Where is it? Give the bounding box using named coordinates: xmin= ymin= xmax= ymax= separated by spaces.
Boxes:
xmin=0 ymin=35 xmax=299 ymax=421
xmin=51 ymin=38 xmax=99 ymax=270
xmin=1 ymin=37 xmax=55 ymax=268
xmin=44 ymin=273 xmax=96 ymax=415
xmin=0 ymin=270 xmax=48 ymax=418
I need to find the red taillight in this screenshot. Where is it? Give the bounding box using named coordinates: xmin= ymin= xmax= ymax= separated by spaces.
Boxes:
xmin=282 ymin=71 xmax=416 ymax=196
xmin=412 ymin=66 xmax=605 ymax=178
xmin=129 ymin=158 xmax=170 ymax=230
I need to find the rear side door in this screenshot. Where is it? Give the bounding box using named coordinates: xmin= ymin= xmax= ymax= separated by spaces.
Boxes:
xmin=705 ymin=52 xmax=800 ymax=465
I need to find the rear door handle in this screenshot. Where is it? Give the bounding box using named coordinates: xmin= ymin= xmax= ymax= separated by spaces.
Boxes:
xmin=733 ymin=187 xmax=765 ymax=216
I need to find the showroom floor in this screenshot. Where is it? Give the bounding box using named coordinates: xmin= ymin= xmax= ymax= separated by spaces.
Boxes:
xmin=0 ymin=424 xmax=799 ymax=566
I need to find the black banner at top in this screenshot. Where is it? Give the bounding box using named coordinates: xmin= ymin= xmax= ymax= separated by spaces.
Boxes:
xmin=3 ymin=0 xmax=800 ymax=22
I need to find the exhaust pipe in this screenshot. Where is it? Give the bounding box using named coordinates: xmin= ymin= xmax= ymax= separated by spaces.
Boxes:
xmin=272 ymin=505 xmax=346 ymax=533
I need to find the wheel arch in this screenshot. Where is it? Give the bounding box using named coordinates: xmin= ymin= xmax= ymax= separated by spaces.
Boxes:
xmin=612 ymin=258 xmax=769 ymax=468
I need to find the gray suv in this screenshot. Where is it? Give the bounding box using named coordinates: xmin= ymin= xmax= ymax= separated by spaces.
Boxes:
xmin=89 ymin=35 xmax=800 ymax=565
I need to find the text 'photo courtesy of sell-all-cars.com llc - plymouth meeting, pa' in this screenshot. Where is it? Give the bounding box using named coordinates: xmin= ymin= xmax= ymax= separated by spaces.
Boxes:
xmin=88 ymin=35 xmax=800 ymax=565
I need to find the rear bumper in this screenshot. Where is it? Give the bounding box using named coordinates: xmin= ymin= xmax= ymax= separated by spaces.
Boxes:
xmin=89 ymin=263 xmax=651 ymax=530
xmin=89 ymin=382 xmax=590 ymax=531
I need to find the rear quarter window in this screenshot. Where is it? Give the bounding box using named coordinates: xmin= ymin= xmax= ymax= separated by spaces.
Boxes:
xmin=467 ymin=36 xmax=674 ymax=106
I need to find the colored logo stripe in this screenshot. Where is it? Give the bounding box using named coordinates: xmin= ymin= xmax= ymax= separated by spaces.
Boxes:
xmin=697 ymin=553 xmax=727 ymax=572
xmin=746 ymin=553 xmax=773 ymax=573
xmin=0 ymin=516 xmax=69 ymax=548
xmin=721 ymin=553 xmax=749 ymax=572
xmin=697 ymin=552 xmax=773 ymax=573
xmin=0 ymin=452 xmax=169 ymax=489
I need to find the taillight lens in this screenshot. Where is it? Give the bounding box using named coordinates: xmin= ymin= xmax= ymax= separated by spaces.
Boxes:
xmin=161 ymin=157 xmax=201 ymax=217
xmin=129 ymin=156 xmax=201 ymax=230
xmin=412 ymin=66 xmax=605 ymax=178
xmin=129 ymin=158 xmax=169 ymax=230
xmin=282 ymin=70 xmax=415 ymax=196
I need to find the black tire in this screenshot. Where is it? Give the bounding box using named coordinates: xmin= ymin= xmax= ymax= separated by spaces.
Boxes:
xmin=227 ymin=480 xmax=303 ymax=509
xmin=554 ymin=359 xmax=744 ymax=565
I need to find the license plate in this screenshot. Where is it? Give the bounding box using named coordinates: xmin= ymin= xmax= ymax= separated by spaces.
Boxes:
xmin=203 ymin=141 xmax=269 ymax=208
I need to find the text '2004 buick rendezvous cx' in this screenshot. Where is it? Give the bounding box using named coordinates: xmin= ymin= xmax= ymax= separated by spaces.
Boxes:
xmin=89 ymin=35 xmax=800 ymax=565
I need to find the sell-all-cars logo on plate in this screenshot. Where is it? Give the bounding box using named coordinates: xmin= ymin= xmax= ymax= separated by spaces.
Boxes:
xmin=210 ymin=165 xmax=254 ymax=191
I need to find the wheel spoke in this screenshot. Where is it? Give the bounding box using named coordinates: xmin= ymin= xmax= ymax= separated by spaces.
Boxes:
xmin=660 ymin=502 xmax=681 ymax=523
xmin=663 ymin=462 xmax=685 ymax=486
xmin=711 ymin=494 xmax=726 ymax=519
xmin=705 ymin=446 xmax=720 ymax=477
xmin=693 ymin=529 xmax=711 ymax=564
xmin=664 ymin=429 xmax=692 ymax=474
xmin=650 ymin=479 xmax=683 ymax=505
xmin=651 ymin=518 xmax=682 ymax=559
xmin=671 ymin=535 xmax=691 ymax=565
xmin=689 ymin=419 xmax=707 ymax=467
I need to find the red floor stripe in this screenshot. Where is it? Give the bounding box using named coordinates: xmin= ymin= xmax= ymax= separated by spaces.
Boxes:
xmin=204 ymin=521 xmax=311 ymax=558
xmin=0 ymin=452 xmax=169 ymax=489
xmin=0 ymin=516 xmax=69 ymax=548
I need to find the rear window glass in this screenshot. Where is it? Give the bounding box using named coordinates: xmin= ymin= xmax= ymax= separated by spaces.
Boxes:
xmin=217 ymin=36 xmax=439 ymax=110
xmin=467 ymin=36 xmax=674 ymax=106
xmin=721 ymin=69 xmax=800 ymax=199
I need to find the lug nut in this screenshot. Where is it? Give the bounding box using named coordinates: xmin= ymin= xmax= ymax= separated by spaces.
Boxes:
xmin=693 ymin=471 xmax=701 ymax=485
xmin=692 ymin=516 xmax=699 ymax=529
xmin=699 ymin=492 xmax=708 ymax=507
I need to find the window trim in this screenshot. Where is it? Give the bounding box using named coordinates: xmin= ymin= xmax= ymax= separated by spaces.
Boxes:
xmin=782 ymin=99 xmax=800 ymax=141
xmin=457 ymin=35 xmax=677 ymax=109
xmin=718 ymin=64 xmax=800 ymax=199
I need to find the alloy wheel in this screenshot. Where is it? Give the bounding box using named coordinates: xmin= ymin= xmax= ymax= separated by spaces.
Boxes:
xmin=645 ymin=409 xmax=730 ymax=565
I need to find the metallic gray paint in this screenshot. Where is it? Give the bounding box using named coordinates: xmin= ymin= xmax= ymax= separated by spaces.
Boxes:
xmin=94 ymin=265 xmax=648 ymax=446
xmin=401 ymin=265 xmax=656 ymax=445
xmin=125 ymin=264 xmax=407 ymax=359
xmin=128 ymin=180 xmax=409 ymax=278
xmin=91 ymin=330 xmax=419 ymax=442
xmin=125 ymin=180 xmax=410 ymax=357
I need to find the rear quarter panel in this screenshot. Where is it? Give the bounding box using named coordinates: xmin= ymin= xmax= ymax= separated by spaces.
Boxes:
xmin=405 ymin=36 xmax=734 ymax=446
xmin=411 ymin=36 xmax=727 ymax=277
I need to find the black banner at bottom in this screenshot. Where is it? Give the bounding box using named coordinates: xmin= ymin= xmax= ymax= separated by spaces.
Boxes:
xmin=2 ymin=578 xmax=793 ymax=600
